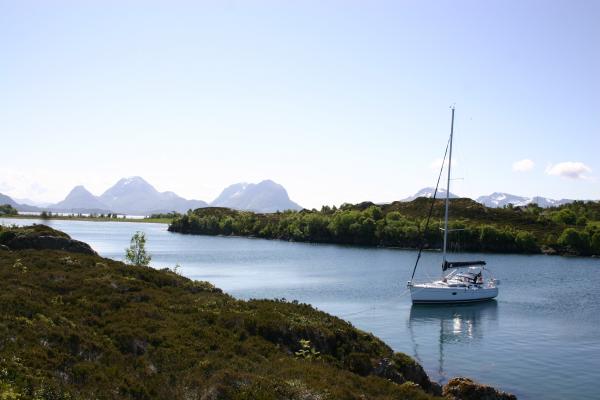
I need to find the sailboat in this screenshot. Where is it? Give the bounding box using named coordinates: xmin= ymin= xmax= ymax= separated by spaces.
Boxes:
xmin=407 ymin=107 xmax=499 ymax=304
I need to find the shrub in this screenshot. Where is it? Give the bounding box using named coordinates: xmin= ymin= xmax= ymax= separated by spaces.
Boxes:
xmin=125 ymin=232 xmax=151 ymax=267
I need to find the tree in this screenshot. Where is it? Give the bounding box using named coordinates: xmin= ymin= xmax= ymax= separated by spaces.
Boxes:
xmin=125 ymin=231 xmax=151 ymax=267
xmin=558 ymin=228 xmax=590 ymax=254
xmin=515 ymin=231 xmax=538 ymax=252
xmin=552 ymin=209 xmax=577 ymax=225
xmin=363 ymin=205 xmax=383 ymax=220
xmin=591 ymin=232 xmax=600 ymax=255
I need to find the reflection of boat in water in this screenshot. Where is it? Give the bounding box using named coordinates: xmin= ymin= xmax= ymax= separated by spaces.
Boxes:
xmin=409 ymin=301 xmax=498 ymax=341
xmin=408 ymin=301 xmax=498 ymax=383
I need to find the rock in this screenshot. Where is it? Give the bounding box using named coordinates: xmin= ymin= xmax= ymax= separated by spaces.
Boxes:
xmin=0 ymin=244 xmax=10 ymax=251
xmin=131 ymin=338 xmax=148 ymax=356
xmin=5 ymin=235 xmax=97 ymax=255
xmin=373 ymin=357 xmax=405 ymax=384
xmin=541 ymin=246 xmax=558 ymax=256
xmin=392 ymin=353 xmax=442 ymax=395
xmin=0 ymin=225 xmax=97 ymax=255
xmin=443 ymin=377 xmax=517 ymax=400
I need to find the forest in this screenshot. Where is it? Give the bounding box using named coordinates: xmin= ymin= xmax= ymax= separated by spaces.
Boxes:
xmin=169 ymin=198 xmax=600 ymax=256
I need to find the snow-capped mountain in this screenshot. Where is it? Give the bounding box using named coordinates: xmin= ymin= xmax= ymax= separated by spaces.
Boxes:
xmin=46 ymin=177 xmax=207 ymax=215
xmin=402 ymin=188 xmax=577 ymax=208
xmin=211 ymin=180 xmax=302 ymax=212
xmin=475 ymin=192 xmax=530 ymax=207
xmin=476 ymin=192 xmax=574 ymax=208
xmin=5 ymin=177 xmax=302 ymax=216
xmin=529 ymin=196 xmax=574 ymax=208
xmin=98 ymin=177 xmax=208 ymax=215
xmin=402 ymin=187 xmax=459 ymax=202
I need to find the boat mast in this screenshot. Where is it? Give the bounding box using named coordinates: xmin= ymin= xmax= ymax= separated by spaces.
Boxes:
xmin=442 ymin=107 xmax=455 ymax=269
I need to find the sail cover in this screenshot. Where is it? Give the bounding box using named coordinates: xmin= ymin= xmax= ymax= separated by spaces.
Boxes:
xmin=442 ymin=260 xmax=486 ymax=271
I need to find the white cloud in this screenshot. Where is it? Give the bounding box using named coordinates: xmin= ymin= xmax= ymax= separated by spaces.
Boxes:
xmin=545 ymin=161 xmax=592 ymax=179
xmin=512 ymin=159 xmax=534 ymax=172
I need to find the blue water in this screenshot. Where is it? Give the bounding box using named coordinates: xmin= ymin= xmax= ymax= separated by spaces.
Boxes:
xmin=3 ymin=218 xmax=599 ymax=400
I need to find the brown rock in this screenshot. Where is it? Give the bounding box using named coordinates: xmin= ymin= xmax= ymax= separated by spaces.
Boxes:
xmin=443 ymin=377 xmax=516 ymax=400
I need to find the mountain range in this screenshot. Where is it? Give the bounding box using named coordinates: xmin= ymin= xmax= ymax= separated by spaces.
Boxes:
xmin=402 ymin=188 xmax=577 ymax=208
xmin=474 ymin=192 xmax=575 ymax=208
xmin=0 ymin=177 xmax=301 ymax=215
xmin=0 ymin=193 xmax=41 ymax=212
xmin=0 ymin=181 xmax=589 ymax=216
xmin=96 ymin=177 xmax=208 ymax=215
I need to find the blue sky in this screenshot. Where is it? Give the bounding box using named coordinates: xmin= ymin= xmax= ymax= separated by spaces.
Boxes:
xmin=1 ymin=0 xmax=598 ymax=209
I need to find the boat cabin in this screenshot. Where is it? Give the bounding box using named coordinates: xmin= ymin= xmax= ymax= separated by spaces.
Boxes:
xmin=443 ymin=268 xmax=484 ymax=287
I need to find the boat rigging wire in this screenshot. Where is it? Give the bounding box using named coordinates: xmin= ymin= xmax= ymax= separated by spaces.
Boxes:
xmin=409 ymin=134 xmax=452 ymax=282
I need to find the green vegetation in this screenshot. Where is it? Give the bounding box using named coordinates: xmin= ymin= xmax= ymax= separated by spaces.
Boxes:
xmin=125 ymin=232 xmax=151 ymax=267
xmin=149 ymin=212 xmax=182 ymax=220
xmin=169 ymin=198 xmax=600 ymax=257
xmin=0 ymin=225 xmax=451 ymax=399
xmin=0 ymin=204 xmax=18 ymax=216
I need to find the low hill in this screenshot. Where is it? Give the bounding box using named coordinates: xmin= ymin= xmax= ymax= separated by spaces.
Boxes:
xmin=170 ymin=198 xmax=600 ymax=257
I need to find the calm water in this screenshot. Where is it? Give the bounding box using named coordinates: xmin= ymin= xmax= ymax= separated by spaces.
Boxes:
xmin=3 ymin=218 xmax=600 ymax=400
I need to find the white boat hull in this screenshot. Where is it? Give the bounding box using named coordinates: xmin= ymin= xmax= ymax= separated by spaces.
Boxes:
xmin=410 ymin=284 xmax=498 ymax=304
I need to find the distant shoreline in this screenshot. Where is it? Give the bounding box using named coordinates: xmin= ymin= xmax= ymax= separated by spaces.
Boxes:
xmin=0 ymin=214 xmax=172 ymax=224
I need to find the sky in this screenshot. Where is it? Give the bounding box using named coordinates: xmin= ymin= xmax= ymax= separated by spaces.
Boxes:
xmin=1 ymin=0 xmax=599 ymax=209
